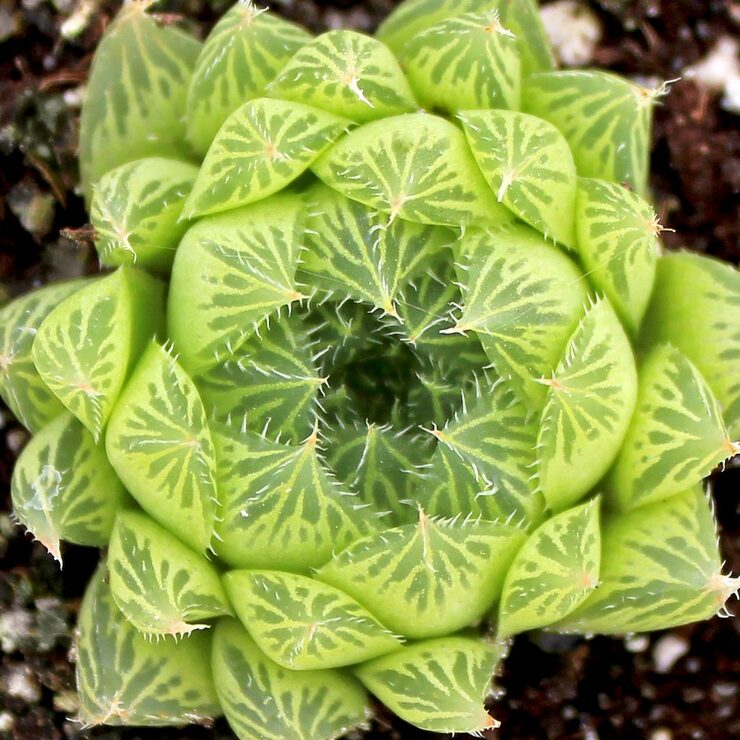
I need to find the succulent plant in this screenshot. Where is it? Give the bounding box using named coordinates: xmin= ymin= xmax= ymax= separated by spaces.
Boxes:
xmin=1 ymin=0 xmax=738 ymax=736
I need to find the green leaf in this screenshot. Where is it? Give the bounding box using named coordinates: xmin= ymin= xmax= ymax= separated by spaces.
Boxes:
xmin=460 ymin=109 xmax=577 ymax=248
xmin=267 ymin=30 xmax=417 ymax=122
xmin=224 ymin=569 xmax=402 ymax=669
xmin=498 ymin=497 xmax=601 ymax=637
xmin=108 ymin=510 xmax=231 ymax=638
xmin=608 ymin=344 xmax=735 ymax=512
xmin=186 ymin=2 xmax=310 ymax=155
xmin=105 ymin=342 xmax=218 ymax=554
xmin=640 ymin=251 xmax=740 ymax=438
xmin=312 ymin=112 xmax=513 ymax=227
xmin=32 ymin=267 xmax=165 ymax=441
xmin=212 ymin=618 xmax=370 ymax=740
xmin=79 ymin=3 xmax=200 ymax=198
xmin=168 ymin=194 xmax=306 ymax=375
xmin=212 ymin=425 xmax=371 ymax=571
xmin=76 ymin=565 xmax=220 ymax=727
xmin=400 ymin=11 xmax=520 ymax=112
xmin=11 ymin=412 xmax=125 ymax=563
xmin=522 ymin=70 xmax=655 ymax=196
xmin=183 ymin=98 xmax=350 ymax=219
xmin=90 ymin=157 xmax=198 ymax=273
xmin=354 ymin=636 xmax=501 ymax=733
xmin=538 ymin=298 xmax=638 ymax=511
xmin=448 ymin=224 xmax=588 ymax=410
xmin=0 ymin=279 xmax=85 ymax=432
xmin=555 ymin=487 xmax=739 ymax=634
xmin=315 ymin=513 xmax=526 ymax=639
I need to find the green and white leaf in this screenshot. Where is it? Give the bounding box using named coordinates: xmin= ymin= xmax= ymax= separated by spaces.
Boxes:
xmin=224 ymin=569 xmax=402 ymax=669
xmin=538 ymin=298 xmax=638 ymax=511
xmin=212 ymin=618 xmax=370 ymax=740
xmin=608 ymin=344 xmax=735 ymax=512
xmin=108 ymin=510 xmax=231 ymax=637
xmin=461 ymin=109 xmax=577 ymax=248
xmin=90 ymin=157 xmax=198 ymax=272
xmin=186 ymin=2 xmax=310 ymax=155
xmin=105 ymin=342 xmax=218 ymax=554
xmin=498 ymin=497 xmax=601 ymax=637
xmin=316 ymin=513 xmax=526 ymax=639
xmin=32 ymin=267 xmax=165 ymax=441
xmin=11 ymin=412 xmax=125 ymax=563
xmin=183 ymin=98 xmax=350 ymax=218
xmin=267 ymin=30 xmax=417 ymax=122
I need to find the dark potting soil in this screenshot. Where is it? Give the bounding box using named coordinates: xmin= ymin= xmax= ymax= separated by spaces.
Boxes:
xmin=0 ymin=1 xmax=738 ymax=739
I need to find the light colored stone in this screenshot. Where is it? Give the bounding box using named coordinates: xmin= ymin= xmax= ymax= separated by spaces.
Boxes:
xmin=540 ymin=0 xmax=602 ymax=66
xmin=652 ymin=633 xmax=689 ymax=673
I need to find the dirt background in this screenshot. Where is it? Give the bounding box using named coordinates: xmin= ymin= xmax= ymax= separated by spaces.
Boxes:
xmin=0 ymin=1 xmax=738 ymax=739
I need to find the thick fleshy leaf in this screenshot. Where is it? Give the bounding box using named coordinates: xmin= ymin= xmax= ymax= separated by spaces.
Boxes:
xmin=79 ymin=3 xmax=200 ymax=198
xmin=212 ymin=425 xmax=371 ymax=571
xmin=268 ymin=30 xmax=417 ymax=122
xmin=400 ymin=11 xmax=520 ymax=112
xmin=315 ymin=513 xmax=526 ymax=639
xmin=460 ymin=109 xmax=577 ymax=248
xmin=76 ymin=565 xmax=220 ymax=727
xmin=0 ymin=280 xmax=85 ymax=432
xmin=186 ymin=2 xmax=310 ymax=155
xmin=224 ymin=570 xmax=402 ymax=669
xmin=575 ymin=178 xmax=661 ymax=334
xmin=108 ymin=510 xmax=231 ymax=637
xmin=538 ymin=298 xmax=637 ymax=511
xmin=32 ymin=267 xmax=165 ymax=441
xmin=183 ymin=98 xmax=350 ymax=218
xmin=168 ymin=195 xmax=305 ymax=375
xmin=212 ymin=618 xmax=370 ymax=740
xmin=11 ymin=412 xmax=125 ymax=563
xmin=498 ymin=497 xmax=601 ymax=637
xmin=522 ymin=71 xmax=655 ymax=196
xmin=555 ymin=487 xmax=739 ymax=634
xmin=354 ymin=636 xmax=500 ymax=733
xmin=448 ymin=224 xmax=588 ymax=409
xmin=640 ymin=251 xmax=740 ymax=437
xmin=105 ymin=343 xmax=218 ymax=554
xmin=608 ymin=345 xmax=735 ymax=512
xmin=312 ymin=112 xmax=513 ymax=227
xmin=90 ymin=157 xmax=198 ymax=272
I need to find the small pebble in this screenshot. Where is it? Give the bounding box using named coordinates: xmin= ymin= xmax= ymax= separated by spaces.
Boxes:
xmin=53 ymin=689 xmax=79 ymax=714
xmin=6 ymin=427 xmax=29 ymax=454
xmin=650 ymin=729 xmax=673 ymax=740
xmin=3 ymin=663 xmax=41 ymax=703
xmin=0 ymin=711 xmax=14 ymax=732
xmin=625 ymin=633 xmax=650 ymax=653
xmin=652 ymin=634 xmax=690 ymax=673
xmin=0 ymin=608 xmax=34 ymax=653
xmin=540 ymin=0 xmax=602 ymax=66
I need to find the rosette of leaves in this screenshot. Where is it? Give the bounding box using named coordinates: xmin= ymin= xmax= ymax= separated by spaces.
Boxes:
xmin=2 ymin=0 xmax=738 ymax=737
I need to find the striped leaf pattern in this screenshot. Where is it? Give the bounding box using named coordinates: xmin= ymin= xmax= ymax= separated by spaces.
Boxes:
xmin=576 ymin=178 xmax=661 ymax=334
xmin=538 ymin=298 xmax=637 ymax=511
xmin=78 ymin=3 xmax=200 ymax=198
xmin=32 ymin=268 xmax=165 ymax=441
xmin=168 ymin=195 xmax=305 ymax=375
xmin=461 ymin=109 xmax=577 ymax=248
xmin=224 ymin=570 xmax=402 ymax=669
xmin=312 ymin=112 xmax=513 ymax=227
xmin=108 ymin=510 xmax=231 ymax=637
xmin=91 ymin=157 xmax=198 ymax=272
xmin=400 ymin=11 xmax=520 ymax=112
xmin=11 ymin=412 xmax=125 ymax=563
xmin=268 ymin=30 xmax=417 ymax=122
xmin=212 ymin=618 xmax=370 ymax=740
xmin=105 ymin=343 xmax=218 ymax=554
xmin=0 ymin=279 xmax=85 ymax=432
xmin=77 ymin=565 xmax=220 ymax=727
xmin=183 ymin=98 xmax=350 ymax=218
xmin=609 ymin=344 xmax=734 ymax=512
xmin=498 ymin=497 xmax=601 ymax=637
xmin=354 ymin=636 xmax=500 ymax=733
xmin=186 ymin=2 xmax=310 ymax=155
xmin=556 ymin=487 xmax=738 ymax=634
xmin=316 ymin=514 xmax=526 ymax=639
xmin=522 ymin=71 xmax=654 ymax=196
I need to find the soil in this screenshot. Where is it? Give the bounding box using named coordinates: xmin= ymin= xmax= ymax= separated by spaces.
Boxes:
xmin=0 ymin=1 xmax=738 ymax=739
